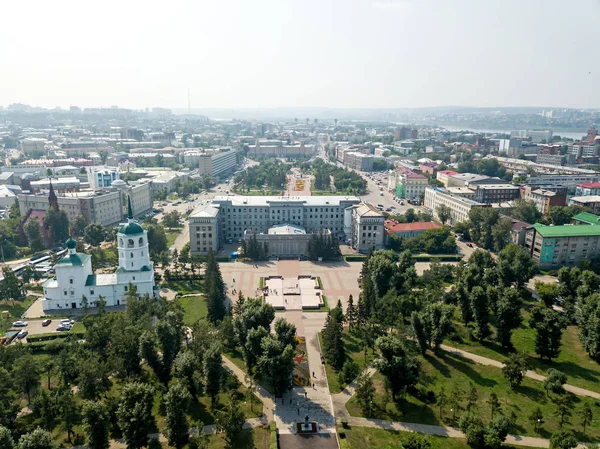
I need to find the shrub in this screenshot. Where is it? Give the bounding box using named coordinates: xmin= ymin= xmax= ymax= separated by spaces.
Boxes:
xmin=338 ymin=360 xmax=360 ymax=385
xmin=316 ymin=277 xmax=323 ymax=289
xmin=341 ymin=418 xmax=348 ymax=428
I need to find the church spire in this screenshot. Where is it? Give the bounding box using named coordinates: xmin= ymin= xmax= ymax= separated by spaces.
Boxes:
xmin=127 ymin=195 xmax=133 ymax=223
xmin=48 ymin=180 xmax=58 ymax=211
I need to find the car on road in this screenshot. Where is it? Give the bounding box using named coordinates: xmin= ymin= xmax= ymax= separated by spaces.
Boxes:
xmin=385 ymin=208 xmax=392 ymax=212
xmin=377 ymin=204 xmax=384 ymax=207
xmin=12 ymin=321 xmax=27 ymax=327
xmin=42 ymin=319 xmax=52 ymax=327
xmin=17 ymin=329 xmax=28 ymax=339
xmin=161 ymin=202 xmax=168 ymax=206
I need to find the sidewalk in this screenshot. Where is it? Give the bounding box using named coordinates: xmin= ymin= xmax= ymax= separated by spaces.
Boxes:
xmin=440 ymin=344 xmax=600 ymax=399
xmin=344 ymin=417 xmax=576 ymax=449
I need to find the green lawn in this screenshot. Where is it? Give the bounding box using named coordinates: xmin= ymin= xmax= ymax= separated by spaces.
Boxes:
xmin=320 ymin=329 xmax=376 ymax=394
xmin=0 ymin=295 xmax=37 ymax=332
xmin=204 ymin=426 xmax=268 ymax=449
xmin=166 ymin=279 xmax=204 ymax=295
xmin=445 ymin=301 xmax=600 ymax=394
xmin=339 ymin=426 xmax=544 ymax=449
xmin=166 ymin=230 xmax=181 ymax=248
xmin=178 ymin=295 xmax=208 ymax=325
xmin=346 ymin=350 xmax=600 ymax=441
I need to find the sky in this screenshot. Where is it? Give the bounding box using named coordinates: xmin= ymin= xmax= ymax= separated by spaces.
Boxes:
xmin=1 ymin=0 xmax=599 ymax=110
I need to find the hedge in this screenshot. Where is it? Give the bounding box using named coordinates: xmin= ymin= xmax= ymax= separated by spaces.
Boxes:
xmin=345 ymin=253 xmax=462 ymax=262
xmin=216 ymin=256 xmax=231 ymax=262
xmin=316 ymin=277 xmax=323 ymax=289
xmin=344 ymin=255 xmax=367 ymax=262
xmin=27 ymin=331 xmax=85 ymax=343
xmin=259 ymin=277 xmax=265 ymax=289
xmin=269 ymin=421 xmax=278 ymax=449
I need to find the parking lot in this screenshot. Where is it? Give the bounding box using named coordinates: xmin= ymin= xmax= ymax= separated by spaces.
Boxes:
xmin=9 ymin=318 xmax=76 ymax=343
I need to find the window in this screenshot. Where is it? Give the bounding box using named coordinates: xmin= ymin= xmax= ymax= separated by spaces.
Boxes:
xmin=131 ymin=262 xmax=134 ymax=267
xmin=69 ymin=278 xmax=73 ymax=284
xmin=130 ymin=253 xmax=134 ymax=258
xmin=64 ymin=290 xmax=67 ymax=296
xmin=133 ymin=276 xmax=136 ymax=280
xmin=125 ymin=285 xmax=128 ymax=291
xmin=90 ymin=290 xmax=94 ymax=295
xmin=139 ymin=237 xmax=144 ymax=246
xmin=70 ymin=291 xmax=74 ymax=296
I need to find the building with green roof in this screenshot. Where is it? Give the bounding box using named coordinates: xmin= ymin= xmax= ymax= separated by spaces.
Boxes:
xmin=42 ymin=196 xmax=156 ymax=312
xmin=524 ymin=213 xmax=600 ymax=268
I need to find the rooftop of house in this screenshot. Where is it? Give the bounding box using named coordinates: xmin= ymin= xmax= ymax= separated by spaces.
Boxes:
xmin=531 ymin=222 xmax=600 ymax=238
xmin=385 ymin=220 xmax=442 ymax=234
xmin=571 ymin=212 xmax=600 ymax=226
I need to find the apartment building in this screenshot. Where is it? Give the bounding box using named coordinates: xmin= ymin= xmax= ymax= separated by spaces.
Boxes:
xmin=447 ymin=173 xmax=509 ymax=188
xmin=385 ymin=220 xmax=442 ymax=239
xmin=188 ymin=204 xmax=220 ymax=254
xmin=395 ymin=172 xmax=428 ymax=201
xmin=350 ymin=203 xmax=385 ymax=253
xmin=526 ymin=174 xmax=600 ymax=193
xmin=18 ymin=181 xmax=152 ymax=226
xmin=344 ymin=152 xmax=374 ymax=171
xmin=473 ymin=184 xmax=520 ymax=204
xmin=424 ymin=187 xmax=489 ymax=225
xmin=248 ymin=140 xmax=314 ymax=158
xmin=436 ymin=170 xmax=459 ymax=186
xmin=524 ymin=221 xmax=600 ymax=269
xmin=520 ymin=185 xmax=567 ymax=214
xmin=569 ymin=196 xmax=600 ymax=213
xmin=575 ymin=182 xmax=600 ymax=196
xmin=183 ymin=148 xmax=237 ymax=177
xmin=86 ymin=166 xmax=120 ymax=190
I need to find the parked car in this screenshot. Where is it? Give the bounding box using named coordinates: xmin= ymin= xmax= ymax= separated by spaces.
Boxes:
xmin=17 ymin=330 xmax=28 ymax=339
xmin=61 ymin=319 xmax=75 ymax=325
xmin=42 ymin=319 xmax=52 ymax=327
xmin=12 ymin=321 xmax=27 ymax=327
xmin=56 ymin=325 xmax=71 ymax=332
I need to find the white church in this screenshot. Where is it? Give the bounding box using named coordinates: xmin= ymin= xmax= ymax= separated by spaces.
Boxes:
xmin=41 ymin=197 xmax=156 ymax=312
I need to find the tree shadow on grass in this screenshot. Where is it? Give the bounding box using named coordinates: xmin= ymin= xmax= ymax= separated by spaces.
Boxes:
xmin=441 ymin=352 xmax=498 ymax=388
xmin=513 ymin=384 xmax=546 ymax=405
xmin=231 ymin=427 xmax=257 ymax=449
xmin=424 ymin=353 xmax=451 ymax=378
xmin=534 ymin=359 xmax=600 ymax=385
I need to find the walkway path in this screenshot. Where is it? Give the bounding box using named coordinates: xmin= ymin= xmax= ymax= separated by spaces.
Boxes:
xmin=344 ymin=417 xmax=587 ymax=449
xmin=440 ymin=344 xmax=600 ymax=399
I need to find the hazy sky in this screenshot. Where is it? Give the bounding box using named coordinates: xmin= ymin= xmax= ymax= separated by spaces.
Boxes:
xmin=1 ymin=0 xmax=598 ymax=110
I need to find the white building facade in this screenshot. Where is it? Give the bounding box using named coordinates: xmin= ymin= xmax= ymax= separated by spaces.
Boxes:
xmin=41 ymin=201 xmax=156 ymax=311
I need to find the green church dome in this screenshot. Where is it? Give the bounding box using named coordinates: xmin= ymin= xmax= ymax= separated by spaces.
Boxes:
xmin=119 ymin=222 xmax=144 ymax=235
xmin=65 ymin=237 xmax=77 ymax=249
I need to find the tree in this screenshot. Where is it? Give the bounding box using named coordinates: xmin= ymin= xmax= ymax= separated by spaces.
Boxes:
xmin=116 ymin=382 xmax=155 ymax=449
xmin=544 ymin=369 xmax=567 ymax=397
xmin=72 ymin=215 xmax=87 ymax=237
xmin=437 ymin=204 xmax=452 ymax=225
xmin=24 ymin=217 xmax=44 ymax=252
xmin=411 ymin=302 xmax=453 ymax=354
xmin=78 ymin=355 xmax=111 ymax=400
xmin=437 ymin=387 xmax=447 ymax=419
xmin=529 ymin=306 xmax=567 ymax=360
xmin=17 ymin=428 xmax=57 ymax=449
xmin=495 ymin=288 xmax=523 ymax=348
xmin=31 ymin=389 xmax=56 ymax=430
xmin=205 ymin=250 xmax=226 ymax=323
xmin=0 ymin=426 xmax=14 ymax=449
xmin=459 ymin=415 xmax=486 ymax=448
xmin=579 ymin=402 xmax=593 ymax=435
xmin=485 ymin=416 xmax=511 ymax=449
xmin=554 ymin=395 xmax=573 ymax=428
xmin=470 ymin=286 xmax=490 ymax=341
xmin=44 ymin=208 xmax=70 ymax=244
xmin=259 ymin=335 xmax=295 ymax=397
xmin=274 ymin=318 xmax=297 ymax=350
xmin=466 ymin=382 xmax=478 ymax=414
xmin=322 ymin=312 xmax=345 ymax=370
xmin=529 ymin=407 xmax=544 ymax=434
xmin=215 ymin=394 xmax=245 ymax=447
xmin=346 ymin=295 xmax=358 ymax=329
xmin=0 ymin=266 xmax=23 ymax=300
xmin=82 ymin=400 xmax=110 ymax=449
xmin=487 ymin=392 xmax=501 ymax=420
xmin=84 ymin=223 xmax=106 ymax=246
xmin=511 ymin=199 xmax=542 ymax=224
xmin=549 ymin=430 xmax=577 ymax=449
xmin=173 ymin=350 xmax=199 ymax=397
xmin=448 ymin=386 xmax=464 ymax=421
xmin=59 ymin=391 xmax=79 ymax=443
xmin=14 ymin=354 xmax=40 ymax=403
xmin=355 ymin=370 xmax=376 ymax=416
xmin=146 ymin=223 xmax=168 ymax=254
xmin=165 ymin=383 xmax=191 ymax=449
xmin=374 ymin=334 xmax=421 ymax=400
xmin=203 ymin=344 xmax=223 ymax=407
xmin=339 ymin=359 xmax=360 ymax=385
xmin=502 ymin=352 xmax=530 ymax=389
xmin=535 ymin=281 xmax=561 ymax=308
xmin=497 ymin=244 xmax=537 ymax=288
xmin=163 ymin=210 xmax=181 ymax=229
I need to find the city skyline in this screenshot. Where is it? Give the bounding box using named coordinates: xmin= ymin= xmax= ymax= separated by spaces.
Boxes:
xmin=1 ymin=0 xmax=599 ymax=110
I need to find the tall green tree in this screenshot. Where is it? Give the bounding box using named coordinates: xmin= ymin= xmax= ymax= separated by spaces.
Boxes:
xmin=215 ymin=394 xmax=245 ymax=447
xmin=502 ymin=352 xmax=530 ymax=389
xmin=82 ymin=400 xmax=110 ymax=449
xmin=0 ymin=426 xmax=14 ymax=449
xmin=17 ymin=428 xmax=57 ymax=449
xmin=203 ymin=344 xmax=223 ymax=407
xmin=165 ymin=383 xmax=191 ymax=449
xmin=322 ymin=312 xmax=345 ymax=370
xmin=436 ymin=204 xmax=452 ymax=225
xmin=529 ymin=306 xmax=567 ymax=360
xmin=470 ymin=286 xmax=490 ymax=341
xmin=544 ymin=369 xmax=567 ymax=397
xmin=549 ymin=430 xmax=577 ymax=449
xmin=24 ymin=217 xmax=44 ymax=252
xmin=72 ymin=215 xmax=88 ymax=237
xmin=355 ymin=370 xmax=375 ymax=416
xmin=259 ymin=335 xmax=295 ymax=397
xmin=44 ymin=208 xmax=69 ymax=244
xmin=495 ymin=288 xmax=523 ymax=348
xmin=497 ymin=244 xmax=537 ymax=288
xmin=554 ymin=395 xmax=573 ymax=428
xmin=59 ymin=391 xmax=79 ymax=443
xmin=374 ymin=335 xmax=420 ymax=400
xmin=14 ymin=354 xmax=40 ymax=403
xmin=205 ymin=250 xmax=226 ymax=323
xmin=84 ymin=223 xmax=106 ymax=246
xmin=579 ymin=402 xmax=593 ymax=435
xmin=1 ymin=266 xmax=23 ymax=300
xmin=116 ymin=382 xmax=156 ymax=449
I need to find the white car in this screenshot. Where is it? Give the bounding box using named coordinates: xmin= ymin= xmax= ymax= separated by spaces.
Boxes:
xmin=12 ymin=321 xmax=28 ymax=327
xmin=60 ymin=319 xmax=75 ymax=325
xmin=17 ymin=329 xmax=28 ymax=339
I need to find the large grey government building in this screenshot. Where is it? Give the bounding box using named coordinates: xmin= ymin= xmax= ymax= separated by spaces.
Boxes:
xmin=188 ymin=195 xmax=383 ymax=257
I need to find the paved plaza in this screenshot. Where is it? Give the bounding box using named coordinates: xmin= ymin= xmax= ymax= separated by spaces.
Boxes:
xmin=264 ymin=276 xmax=322 ymax=310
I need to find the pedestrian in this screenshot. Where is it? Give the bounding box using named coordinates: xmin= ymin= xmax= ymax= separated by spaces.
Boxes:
xmin=233 ymin=278 xmax=235 ymax=283
xmin=304 ymin=392 xmax=307 ymax=398
xmin=297 ymin=408 xmax=300 ymax=416
xmin=312 ymin=371 xmax=315 ymax=378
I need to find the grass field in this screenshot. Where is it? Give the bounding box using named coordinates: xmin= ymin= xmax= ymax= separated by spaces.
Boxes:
xmin=0 ymin=295 xmax=37 ymax=332
xmin=166 ymin=230 xmax=181 ymax=248
xmin=178 ymin=295 xmax=208 ymax=325
xmin=166 ymin=279 xmax=204 ymax=295
xmin=346 ymin=350 xmax=600 ymax=441
xmin=339 ymin=426 xmax=543 ymax=449
xmin=320 ymin=329 xmax=377 ymax=394
xmin=445 ymin=300 xmax=600 ymax=394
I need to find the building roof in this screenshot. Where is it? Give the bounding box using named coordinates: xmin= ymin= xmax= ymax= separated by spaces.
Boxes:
xmin=353 ymin=203 xmax=384 ymax=218
xmin=385 ymin=221 xmax=442 ymax=234
xmin=212 ymin=195 xmax=360 ymax=207
xmin=531 ymin=222 xmax=600 ymax=238
xmin=572 ymin=212 xmax=600 ymax=225
xmin=403 ymin=172 xmax=427 ymax=179
xmin=56 ymin=252 xmax=91 ymax=267
xmin=267 ymin=223 xmax=306 ymax=235
xmin=190 ymin=204 xmax=220 ymax=218
xmin=85 ymin=273 xmax=117 ymax=286
xmin=577 ymin=182 xmax=600 ymax=189
xmin=570 ymin=195 xmax=600 ymax=203
xmin=438 ymin=170 xmax=459 ymax=176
